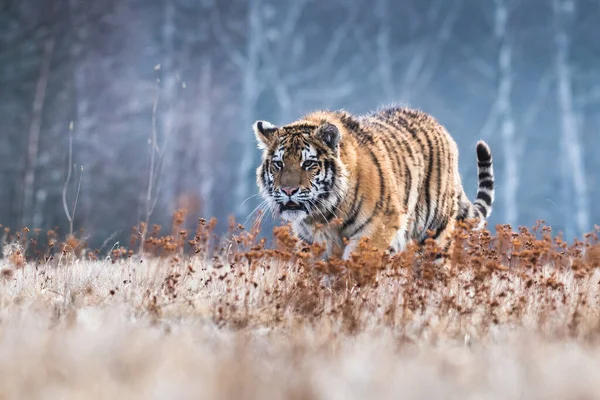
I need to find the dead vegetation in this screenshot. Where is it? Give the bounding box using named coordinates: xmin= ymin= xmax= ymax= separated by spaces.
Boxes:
xmin=0 ymin=212 xmax=599 ymax=399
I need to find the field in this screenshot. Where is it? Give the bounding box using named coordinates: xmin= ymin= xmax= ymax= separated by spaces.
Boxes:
xmin=1 ymin=215 xmax=600 ymax=399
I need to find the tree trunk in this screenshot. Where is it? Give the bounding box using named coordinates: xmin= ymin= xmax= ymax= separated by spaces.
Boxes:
xmin=160 ymin=0 xmax=178 ymax=215
xmin=69 ymin=0 xmax=91 ymax=230
xmin=375 ymin=0 xmax=395 ymax=102
xmin=234 ymin=0 xmax=262 ymax=219
xmin=22 ymin=38 xmax=54 ymax=228
xmin=198 ymin=60 xmax=214 ymax=218
xmin=553 ymin=0 xmax=590 ymax=237
xmin=495 ymin=0 xmax=518 ymax=228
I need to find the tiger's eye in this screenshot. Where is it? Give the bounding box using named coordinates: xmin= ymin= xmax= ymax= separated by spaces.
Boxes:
xmin=302 ymin=160 xmax=317 ymax=170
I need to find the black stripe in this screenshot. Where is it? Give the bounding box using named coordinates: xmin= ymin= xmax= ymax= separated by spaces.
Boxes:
xmin=403 ymin=164 xmax=412 ymax=209
xmin=441 ymin=143 xmax=454 ymax=220
xmin=478 ymin=161 xmax=492 ymax=168
xmin=321 ymin=160 xmax=333 ymax=192
xmin=475 ymin=203 xmax=487 ymax=217
xmin=432 ymin=216 xmax=449 ymax=240
xmin=377 ymin=132 xmax=401 ymax=183
xmin=399 ymin=142 xmax=414 ymax=209
xmin=396 ymin=113 xmax=419 ymax=136
xmin=321 ymin=208 xmax=336 ymax=222
xmin=342 ymin=180 xmax=361 ymax=231
xmin=476 ymin=192 xmax=492 ymax=205
xmin=261 ymin=163 xmax=269 ymax=187
xmin=479 ymin=179 xmax=494 ymax=190
xmin=379 ymin=121 xmax=414 ymax=209
xmin=478 ymin=172 xmax=492 ymax=181
xmin=298 ymin=232 xmax=312 ymax=244
xmin=297 ymin=224 xmax=313 ymax=244
xmin=476 ymin=143 xmax=491 ymax=161
xmin=422 ymin=131 xmax=434 ymax=230
xmin=329 ymin=161 xmax=337 ymax=178
xmin=456 ymin=203 xmax=469 ymax=220
xmin=433 ymin=132 xmax=442 ymax=227
xmin=341 ymin=113 xmax=374 ymax=145
xmin=414 ymin=204 xmax=424 ymax=235
xmin=348 ymin=147 xmax=386 ymax=238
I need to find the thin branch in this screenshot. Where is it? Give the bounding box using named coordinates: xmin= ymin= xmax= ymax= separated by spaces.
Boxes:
xmin=479 ymin=100 xmax=499 ymax=140
xmin=521 ymin=70 xmax=553 ymax=130
xmin=400 ymin=0 xmax=463 ymax=98
xmin=211 ymin=5 xmax=246 ymax=69
xmin=139 ymin=75 xmax=161 ymax=254
xmin=71 ymin=165 xmax=83 ymax=236
xmin=62 ymin=122 xmax=74 ymax=235
xmin=456 ymin=42 xmax=496 ymax=80
xmin=284 ymin=5 xmax=360 ymax=87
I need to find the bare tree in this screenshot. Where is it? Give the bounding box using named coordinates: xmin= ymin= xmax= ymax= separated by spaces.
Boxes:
xmin=398 ymin=1 xmax=463 ymax=100
xmin=553 ymin=0 xmax=590 ymax=236
xmin=361 ymin=0 xmax=463 ymax=103
xmin=262 ymin=0 xmax=360 ymax=121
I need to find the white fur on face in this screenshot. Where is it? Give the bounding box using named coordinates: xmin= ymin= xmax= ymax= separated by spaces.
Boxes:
xmin=258 ymin=142 xmax=346 ymax=224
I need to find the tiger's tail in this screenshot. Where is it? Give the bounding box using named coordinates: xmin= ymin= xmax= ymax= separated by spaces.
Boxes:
xmin=457 ymin=140 xmax=495 ymax=228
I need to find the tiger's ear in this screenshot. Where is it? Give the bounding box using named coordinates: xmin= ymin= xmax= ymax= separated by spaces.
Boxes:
xmin=253 ymin=120 xmax=277 ymax=150
xmin=315 ymin=123 xmax=340 ymax=150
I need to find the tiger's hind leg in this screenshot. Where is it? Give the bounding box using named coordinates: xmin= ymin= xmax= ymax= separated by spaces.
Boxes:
xmin=431 ymin=218 xmax=456 ymax=268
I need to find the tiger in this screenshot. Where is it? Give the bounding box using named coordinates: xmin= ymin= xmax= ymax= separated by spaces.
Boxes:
xmin=252 ymin=106 xmax=495 ymax=261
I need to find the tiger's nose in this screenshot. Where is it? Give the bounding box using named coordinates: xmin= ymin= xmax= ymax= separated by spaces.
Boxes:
xmin=281 ymin=187 xmax=299 ymax=197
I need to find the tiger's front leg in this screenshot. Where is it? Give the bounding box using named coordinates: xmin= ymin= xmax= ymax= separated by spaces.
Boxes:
xmin=341 ymin=220 xmax=400 ymax=261
xmin=342 ymin=238 xmax=360 ymax=261
xmin=293 ymin=221 xmax=344 ymax=260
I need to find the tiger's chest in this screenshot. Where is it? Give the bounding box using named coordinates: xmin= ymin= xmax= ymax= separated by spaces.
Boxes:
xmin=292 ymin=220 xmax=345 ymax=259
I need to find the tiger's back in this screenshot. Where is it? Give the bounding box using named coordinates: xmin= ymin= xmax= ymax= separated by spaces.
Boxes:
xmin=360 ymin=107 xmax=465 ymax=252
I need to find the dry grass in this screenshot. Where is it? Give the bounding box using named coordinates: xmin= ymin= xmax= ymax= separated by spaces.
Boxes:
xmin=1 ymin=214 xmax=600 ymax=399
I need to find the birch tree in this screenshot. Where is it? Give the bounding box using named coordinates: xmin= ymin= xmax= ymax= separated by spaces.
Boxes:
xmin=553 ymin=0 xmax=590 ymax=237
xmin=22 ymin=37 xmax=54 ymax=228
xmin=68 ymin=0 xmax=93 ymax=152
xmin=197 ymin=60 xmax=214 ymax=218
xmin=159 ymin=0 xmax=180 ymax=215
xmin=494 ymin=0 xmax=519 ymax=228
xmin=212 ymin=0 xmax=265 ymax=218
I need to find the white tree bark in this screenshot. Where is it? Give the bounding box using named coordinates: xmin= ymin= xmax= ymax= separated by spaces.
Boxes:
xmin=22 ymin=38 xmax=54 ymax=228
xmin=234 ymin=0 xmax=263 ymax=218
xmin=68 ymin=0 xmax=93 ymax=229
xmin=375 ymin=0 xmax=395 ymax=102
xmin=160 ymin=0 xmax=178 ymax=214
xmin=198 ymin=60 xmax=214 ymax=218
xmin=495 ymin=0 xmax=518 ymax=228
xmin=553 ymin=0 xmax=590 ymax=236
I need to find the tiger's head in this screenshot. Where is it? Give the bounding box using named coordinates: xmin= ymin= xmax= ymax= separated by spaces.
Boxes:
xmin=253 ymin=119 xmax=348 ymax=223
